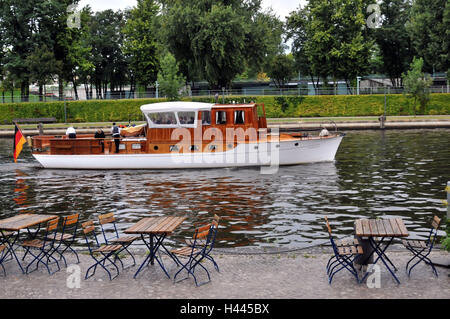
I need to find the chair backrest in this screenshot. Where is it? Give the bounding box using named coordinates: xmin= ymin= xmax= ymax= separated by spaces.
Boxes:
xmin=324 ymin=216 xmax=332 ymax=235
xmin=61 ymin=213 xmax=79 ymax=235
xmin=44 ymin=217 xmax=60 ymax=243
xmin=47 ymin=217 xmax=60 ymax=232
xmin=324 ymin=216 xmax=339 ymax=254
xmin=193 ymin=223 xmax=212 ymax=241
xmin=98 ymin=213 xmax=116 ymax=225
xmin=81 ymin=220 xmax=100 ymax=250
xmin=98 ymin=213 xmax=119 ymax=243
xmin=427 ymin=215 xmax=441 ymax=247
xmin=431 ymin=215 xmax=441 ymax=230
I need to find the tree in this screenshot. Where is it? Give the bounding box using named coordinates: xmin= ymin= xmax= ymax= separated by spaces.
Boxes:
xmin=123 ymin=0 xmax=160 ymax=94
xmin=375 ymin=0 xmax=414 ymax=87
xmin=286 ymin=0 xmax=373 ymax=92
xmin=157 ymin=53 xmax=186 ymax=100
xmin=86 ymin=9 xmax=128 ymax=99
xmin=402 ymin=57 xmax=433 ymax=115
xmin=407 ymin=0 xmax=450 ymax=74
xmin=26 ymin=45 xmax=63 ymax=101
xmin=267 ymin=54 xmax=295 ymax=88
xmin=162 ymin=0 xmax=283 ymax=89
xmin=0 ymin=0 xmax=37 ymax=101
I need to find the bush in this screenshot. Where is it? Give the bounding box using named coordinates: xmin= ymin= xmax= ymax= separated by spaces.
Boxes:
xmin=442 ymin=218 xmax=450 ymax=252
xmin=1 ymin=94 xmax=449 ymax=123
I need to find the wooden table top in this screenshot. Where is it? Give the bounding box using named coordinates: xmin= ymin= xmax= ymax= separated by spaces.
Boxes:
xmin=0 ymin=214 xmax=58 ymax=231
xmin=124 ymin=216 xmax=186 ymax=235
xmin=355 ymin=218 xmax=409 ymax=238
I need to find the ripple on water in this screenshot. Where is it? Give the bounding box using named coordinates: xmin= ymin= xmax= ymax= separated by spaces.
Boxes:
xmin=0 ymin=129 xmax=449 ymax=248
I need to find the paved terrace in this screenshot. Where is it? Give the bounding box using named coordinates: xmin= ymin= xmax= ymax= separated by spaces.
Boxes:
xmin=0 ymin=245 xmax=448 ymax=299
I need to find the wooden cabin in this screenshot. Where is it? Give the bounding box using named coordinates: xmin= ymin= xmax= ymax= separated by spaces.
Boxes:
xmin=32 ymin=102 xmax=269 ymax=156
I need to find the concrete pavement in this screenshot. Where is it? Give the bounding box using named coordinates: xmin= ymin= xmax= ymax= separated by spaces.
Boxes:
xmin=0 ymin=245 xmax=448 ymax=299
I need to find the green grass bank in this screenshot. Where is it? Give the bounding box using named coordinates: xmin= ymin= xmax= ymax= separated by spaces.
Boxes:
xmin=0 ymin=94 xmax=449 ymax=124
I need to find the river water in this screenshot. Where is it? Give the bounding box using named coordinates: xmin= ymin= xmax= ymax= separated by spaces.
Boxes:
xmin=0 ymin=129 xmax=448 ymax=249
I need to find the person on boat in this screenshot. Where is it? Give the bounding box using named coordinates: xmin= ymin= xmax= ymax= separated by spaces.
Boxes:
xmin=95 ymin=129 xmax=106 ymax=152
xmin=111 ymin=123 xmax=121 ymax=153
xmin=66 ymin=126 xmax=76 ymax=139
xmin=319 ymin=127 xmax=330 ymax=137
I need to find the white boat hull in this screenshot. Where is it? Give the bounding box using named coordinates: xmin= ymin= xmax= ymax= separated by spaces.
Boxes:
xmin=32 ymin=135 xmax=344 ymax=170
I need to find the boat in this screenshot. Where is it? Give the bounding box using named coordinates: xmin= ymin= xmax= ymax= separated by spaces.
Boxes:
xmin=31 ymin=102 xmax=344 ymax=170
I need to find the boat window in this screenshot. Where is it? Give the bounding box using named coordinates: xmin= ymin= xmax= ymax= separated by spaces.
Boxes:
xmin=148 ymin=112 xmax=177 ymax=125
xmin=178 ymin=112 xmax=196 ymax=125
xmin=201 ymin=111 xmax=211 ymax=125
xmin=216 ymin=111 xmax=227 ymax=125
xmin=234 ymin=110 xmax=245 ymax=124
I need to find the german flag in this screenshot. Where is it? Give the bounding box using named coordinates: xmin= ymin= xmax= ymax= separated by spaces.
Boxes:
xmin=13 ymin=122 xmax=26 ymax=163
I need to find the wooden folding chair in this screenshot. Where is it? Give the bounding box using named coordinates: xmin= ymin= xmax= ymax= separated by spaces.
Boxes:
xmin=49 ymin=213 xmax=80 ymax=267
xmin=98 ymin=213 xmax=139 ymax=268
xmin=402 ymin=215 xmax=441 ymax=277
xmin=184 ymin=214 xmax=221 ymax=272
xmin=81 ymin=220 xmax=123 ymax=280
xmin=325 ymin=216 xmax=362 ymax=284
xmin=21 ymin=217 xmax=61 ymax=275
xmin=171 ymin=223 xmax=217 ymax=286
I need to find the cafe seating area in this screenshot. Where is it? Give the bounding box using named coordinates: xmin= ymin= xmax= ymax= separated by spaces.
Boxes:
xmin=325 ymin=215 xmax=442 ymax=285
xmin=0 ymin=213 xmax=221 ymax=287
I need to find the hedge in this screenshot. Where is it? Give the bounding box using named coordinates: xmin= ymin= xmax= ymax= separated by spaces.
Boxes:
xmin=1 ymin=94 xmax=449 ymax=123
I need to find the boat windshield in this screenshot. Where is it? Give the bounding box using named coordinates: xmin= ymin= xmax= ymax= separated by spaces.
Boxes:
xmin=178 ymin=111 xmax=195 ymax=125
xmin=148 ymin=112 xmax=177 ymax=125
xmin=145 ymin=111 xmax=198 ymax=128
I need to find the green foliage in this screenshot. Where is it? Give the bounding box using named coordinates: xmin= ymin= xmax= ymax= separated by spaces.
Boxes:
xmin=267 ymin=54 xmax=295 ymax=88
xmin=374 ymin=0 xmax=414 ymax=87
xmin=123 ymin=0 xmax=160 ymax=88
xmin=407 ymin=0 xmax=450 ymax=73
xmin=402 ymin=57 xmax=433 ymax=115
xmin=286 ymin=0 xmax=373 ymax=90
xmin=1 ymin=94 xmax=449 ymax=123
xmin=441 ymin=218 xmax=450 ymax=252
xmin=157 ymin=53 xmax=186 ymax=100
xmin=26 ymin=45 xmax=62 ymax=88
xmin=162 ymin=0 xmax=283 ymax=89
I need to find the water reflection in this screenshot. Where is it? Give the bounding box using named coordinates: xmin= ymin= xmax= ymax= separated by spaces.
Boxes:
xmin=0 ymin=129 xmax=448 ymax=248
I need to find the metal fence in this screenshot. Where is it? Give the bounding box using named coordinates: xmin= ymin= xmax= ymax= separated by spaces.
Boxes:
xmin=1 ymin=85 xmax=449 ymax=103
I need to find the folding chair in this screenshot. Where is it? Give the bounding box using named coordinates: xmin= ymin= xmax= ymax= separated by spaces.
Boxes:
xmin=21 ymin=217 xmax=61 ymax=275
xmin=325 ymin=216 xmax=362 ymax=284
xmin=81 ymin=220 xmax=123 ymax=280
xmin=171 ymin=223 xmax=218 ymax=287
xmin=184 ymin=214 xmax=221 ymax=272
xmin=98 ymin=213 xmax=139 ymax=269
xmin=48 ymin=213 xmax=80 ymax=267
xmin=0 ymin=244 xmax=8 ymax=276
xmin=0 ymin=231 xmax=14 ymax=276
xmin=402 ymin=215 xmax=441 ymax=277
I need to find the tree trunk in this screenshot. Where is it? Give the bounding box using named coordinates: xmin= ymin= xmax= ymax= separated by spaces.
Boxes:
xmin=58 ymin=76 xmax=64 ymax=101
xmin=72 ymin=75 xmax=79 ymax=100
xmin=20 ymin=80 xmax=29 ymax=102
xmin=39 ymin=84 xmax=43 ymax=102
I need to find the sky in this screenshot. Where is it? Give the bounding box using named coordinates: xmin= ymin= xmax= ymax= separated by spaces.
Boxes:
xmin=77 ymin=0 xmax=305 ymax=21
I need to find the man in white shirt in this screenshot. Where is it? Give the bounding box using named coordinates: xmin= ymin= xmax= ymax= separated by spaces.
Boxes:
xmin=66 ymin=126 xmax=76 ymax=139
